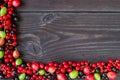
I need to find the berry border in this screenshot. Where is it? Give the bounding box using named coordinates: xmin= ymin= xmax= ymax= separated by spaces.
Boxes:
xmin=0 ymin=0 xmax=120 ymax=80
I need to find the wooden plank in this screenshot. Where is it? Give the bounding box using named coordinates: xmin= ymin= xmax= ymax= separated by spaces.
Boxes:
xmin=17 ymin=12 xmax=120 ymax=79
xmin=17 ymin=13 xmax=120 ymax=63
xmin=18 ymin=0 xmax=120 ymax=11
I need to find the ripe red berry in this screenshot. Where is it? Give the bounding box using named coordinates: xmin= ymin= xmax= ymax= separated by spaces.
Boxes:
xmin=108 ymin=59 xmax=113 ymax=63
xmin=107 ymin=71 xmax=117 ymax=80
xmin=83 ymin=66 xmax=91 ymax=75
xmin=12 ymin=0 xmax=21 ymax=7
xmin=0 ymin=38 xmax=5 ymax=46
xmin=57 ymin=73 xmax=66 ymax=80
xmin=67 ymin=68 xmax=72 ymax=73
xmin=68 ymin=61 xmax=73 ymax=65
xmin=47 ymin=66 xmax=56 ymax=74
xmin=60 ymin=68 xmax=66 ymax=73
xmin=44 ymin=66 xmax=49 ymax=71
xmin=63 ymin=64 xmax=69 ymax=69
xmin=31 ymin=62 xmax=39 ymax=71
xmin=13 ymin=49 xmax=20 ymax=59
xmin=86 ymin=74 xmax=94 ymax=80
xmin=48 ymin=62 xmax=54 ymax=66
xmin=39 ymin=63 xmax=45 ymax=69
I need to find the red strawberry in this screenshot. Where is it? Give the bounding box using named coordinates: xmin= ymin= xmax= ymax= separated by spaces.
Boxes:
xmin=47 ymin=66 xmax=56 ymax=74
xmin=57 ymin=73 xmax=66 ymax=80
xmin=83 ymin=66 xmax=91 ymax=75
xmin=31 ymin=62 xmax=39 ymax=71
xmin=107 ymin=71 xmax=117 ymax=80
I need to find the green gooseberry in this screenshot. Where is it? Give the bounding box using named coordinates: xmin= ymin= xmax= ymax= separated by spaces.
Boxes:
xmin=94 ymin=73 xmax=101 ymax=80
xmin=15 ymin=58 xmax=23 ymax=66
xmin=0 ymin=7 xmax=7 ymax=16
xmin=38 ymin=69 xmax=46 ymax=76
xmin=0 ymin=51 xmax=4 ymax=59
xmin=0 ymin=31 xmax=6 ymax=38
xmin=69 ymin=70 xmax=79 ymax=79
xmin=18 ymin=73 xmax=26 ymax=80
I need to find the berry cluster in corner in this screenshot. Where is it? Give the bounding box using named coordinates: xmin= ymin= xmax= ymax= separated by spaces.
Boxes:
xmin=0 ymin=0 xmax=120 ymax=80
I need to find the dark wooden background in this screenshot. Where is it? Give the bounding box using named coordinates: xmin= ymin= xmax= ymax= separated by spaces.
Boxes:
xmin=17 ymin=0 xmax=120 ymax=79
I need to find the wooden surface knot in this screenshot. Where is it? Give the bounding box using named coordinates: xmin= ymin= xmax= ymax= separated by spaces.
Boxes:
xmin=40 ymin=13 xmax=57 ymax=26
xmin=18 ymin=34 xmax=43 ymax=56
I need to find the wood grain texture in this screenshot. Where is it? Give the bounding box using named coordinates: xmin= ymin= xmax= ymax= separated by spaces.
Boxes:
xmin=17 ymin=13 xmax=120 ymax=79
xmin=18 ymin=0 xmax=120 ymax=11
xmin=17 ymin=13 xmax=120 ymax=62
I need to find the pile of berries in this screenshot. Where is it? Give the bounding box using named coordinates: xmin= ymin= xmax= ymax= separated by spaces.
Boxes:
xmin=0 ymin=0 xmax=120 ymax=80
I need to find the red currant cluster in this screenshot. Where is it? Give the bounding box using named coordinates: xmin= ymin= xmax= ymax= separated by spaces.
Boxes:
xmin=0 ymin=0 xmax=120 ymax=80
